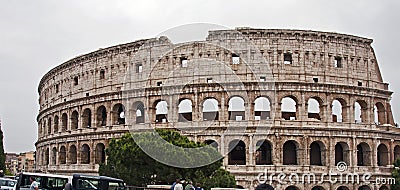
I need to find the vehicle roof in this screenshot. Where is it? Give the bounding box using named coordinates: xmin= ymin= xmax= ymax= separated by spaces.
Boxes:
xmin=72 ymin=174 xmax=124 ymax=183
xmin=0 ymin=177 xmax=16 ymax=181
xmin=18 ymin=172 xmax=72 ymax=179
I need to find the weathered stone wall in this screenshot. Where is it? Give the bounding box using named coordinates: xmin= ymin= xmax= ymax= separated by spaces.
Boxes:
xmin=36 ymin=28 xmax=398 ymax=190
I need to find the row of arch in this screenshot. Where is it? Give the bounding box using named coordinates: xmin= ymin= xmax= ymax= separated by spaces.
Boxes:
xmin=39 ymin=96 xmax=389 ymax=136
xmin=39 ymin=104 xmax=125 ymax=136
xmin=40 ymin=143 xmax=106 ymax=166
xmin=210 ymin=139 xmax=398 ymax=167
xmin=256 ymin=184 xmax=388 ymax=190
xmin=144 ymin=96 xmax=387 ymax=124
xmin=38 ymin=139 xmax=400 ymax=167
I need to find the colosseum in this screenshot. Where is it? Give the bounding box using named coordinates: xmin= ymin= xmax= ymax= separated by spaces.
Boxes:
xmin=36 ymin=27 xmax=399 ymax=190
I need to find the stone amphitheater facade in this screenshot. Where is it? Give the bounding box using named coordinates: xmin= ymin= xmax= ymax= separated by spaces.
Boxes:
xmin=36 ymin=28 xmax=399 ymax=190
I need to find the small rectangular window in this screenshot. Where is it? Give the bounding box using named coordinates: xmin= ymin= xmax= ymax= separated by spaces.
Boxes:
xmin=86 ymin=93 xmax=89 ymax=97
xmin=334 ymin=57 xmax=342 ymax=68
xmin=73 ymin=77 xmax=78 ymax=86
xmin=207 ymin=78 xmax=213 ymax=83
xmin=181 ymin=58 xmax=188 ymax=68
xmin=55 ymin=84 xmax=59 ymax=93
xmin=358 ymin=81 xmax=362 ymax=86
xmin=100 ymin=70 xmax=105 ymax=79
xmin=284 ymin=53 xmax=292 ymax=64
xmin=232 ymin=54 xmax=240 ymax=64
xmin=136 ymin=64 xmax=143 ymax=73
xmin=313 ymin=78 xmax=319 ymax=83
xmin=260 ymin=77 xmax=266 ymax=82
xmin=157 ymin=81 xmax=162 ymax=86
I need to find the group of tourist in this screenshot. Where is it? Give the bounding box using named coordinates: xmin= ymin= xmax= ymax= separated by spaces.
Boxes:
xmin=171 ymin=179 xmax=203 ymax=190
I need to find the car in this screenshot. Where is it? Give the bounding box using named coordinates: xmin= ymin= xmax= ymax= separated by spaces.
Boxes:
xmin=0 ymin=177 xmax=17 ymax=190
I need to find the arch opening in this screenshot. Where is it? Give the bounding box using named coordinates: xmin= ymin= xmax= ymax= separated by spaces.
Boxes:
xmin=204 ymin=140 xmax=218 ymax=150
xmin=61 ymin=113 xmax=68 ymax=131
xmin=374 ymin=103 xmax=386 ymax=125
xmin=178 ymin=99 xmax=193 ymax=122
xmin=59 ymin=146 xmax=66 ymax=165
xmin=51 ymin=147 xmax=56 ymax=165
xmin=335 ymin=142 xmax=350 ymax=166
xmin=310 ymin=141 xmax=325 ymax=166
xmin=354 ymin=100 xmax=368 ymax=124
xmin=332 ymin=100 xmax=343 ymax=122
xmin=308 ymin=98 xmax=321 ymax=120
xmin=69 ymin=145 xmax=77 ymax=164
xmin=228 ymin=140 xmax=246 ymax=165
xmin=54 ymin=115 xmax=59 ymax=133
xmin=135 ymin=102 xmax=145 ymax=124
xmin=112 ymin=104 xmax=125 ymax=125
xmin=283 ymin=140 xmax=298 ymax=165
xmin=394 ymin=145 xmax=400 ymax=161
xmin=155 ymin=101 xmax=168 ymax=123
xmin=377 ymin=144 xmax=389 ymax=166
xmin=71 ymin=111 xmax=79 ymax=130
xmin=47 ymin=117 xmax=52 ymax=135
xmin=95 ymin=143 xmax=106 ymax=164
xmin=357 ymin=143 xmax=371 ymax=166
xmin=254 ymin=97 xmax=271 ymax=120
xmin=45 ymin=148 xmax=49 ymax=165
xmin=203 ymin=98 xmax=219 ymax=121
xmin=96 ymin=106 xmax=107 ymax=127
xmin=281 ymin=97 xmax=297 ymax=120
xmin=256 ymin=140 xmax=272 ymax=165
xmin=82 ymin=108 xmax=92 ymax=128
xmin=228 ymin=97 xmax=245 ymax=121
xmin=81 ymin=144 xmax=90 ymax=164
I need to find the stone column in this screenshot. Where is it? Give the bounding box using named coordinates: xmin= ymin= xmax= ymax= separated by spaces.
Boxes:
xmin=245 ymin=102 xmax=250 ymax=121
xmin=351 ymin=136 xmax=356 ymax=171
xmin=146 ymin=96 xmax=152 ymax=123
xmin=248 ymin=134 xmax=254 ymax=165
xmin=372 ymin=138 xmax=377 ymax=168
xmin=390 ymin=139 xmax=395 ymax=167
xmin=299 ymin=93 xmax=307 ymax=121
xmin=194 ymin=91 xmax=200 ymax=122
xmin=169 ymin=95 xmax=177 ymax=123
xmin=77 ymin=141 xmax=81 ymax=164
xmin=221 ymin=96 xmax=226 ymax=121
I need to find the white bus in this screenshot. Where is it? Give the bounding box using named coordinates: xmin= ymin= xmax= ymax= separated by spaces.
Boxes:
xmin=67 ymin=174 xmax=125 ymax=190
xmin=15 ymin=173 xmax=125 ymax=190
xmin=16 ymin=172 xmax=71 ymax=190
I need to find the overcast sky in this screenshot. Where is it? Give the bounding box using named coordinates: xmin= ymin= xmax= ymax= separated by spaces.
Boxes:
xmin=1 ymin=0 xmax=400 ymax=153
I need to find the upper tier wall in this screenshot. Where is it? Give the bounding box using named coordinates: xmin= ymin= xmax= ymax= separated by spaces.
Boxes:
xmin=37 ymin=28 xmax=390 ymax=112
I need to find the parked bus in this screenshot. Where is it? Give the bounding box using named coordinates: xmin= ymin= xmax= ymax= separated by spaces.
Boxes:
xmin=15 ymin=173 xmax=125 ymax=190
xmin=15 ymin=172 xmax=71 ymax=190
xmin=67 ymin=174 xmax=125 ymax=190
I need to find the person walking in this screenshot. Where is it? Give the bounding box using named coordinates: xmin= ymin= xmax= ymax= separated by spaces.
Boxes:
xmin=184 ymin=181 xmax=195 ymax=190
xmin=194 ymin=183 xmax=203 ymax=190
xmin=173 ymin=179 xmax=183 ymax=190
xmin=30 ymin=177 xmax=39 ymax=190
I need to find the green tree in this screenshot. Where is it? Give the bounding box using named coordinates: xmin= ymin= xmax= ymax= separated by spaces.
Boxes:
xmin=99 ymin=129 xmax=236 ymax=189
xmin=392 ymin=158 xmax=400 ymax=189
xmin=0 ymin=120 xmax=5 ymax=171
xmin=201 ymin=168 xmax=236 ymax=190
